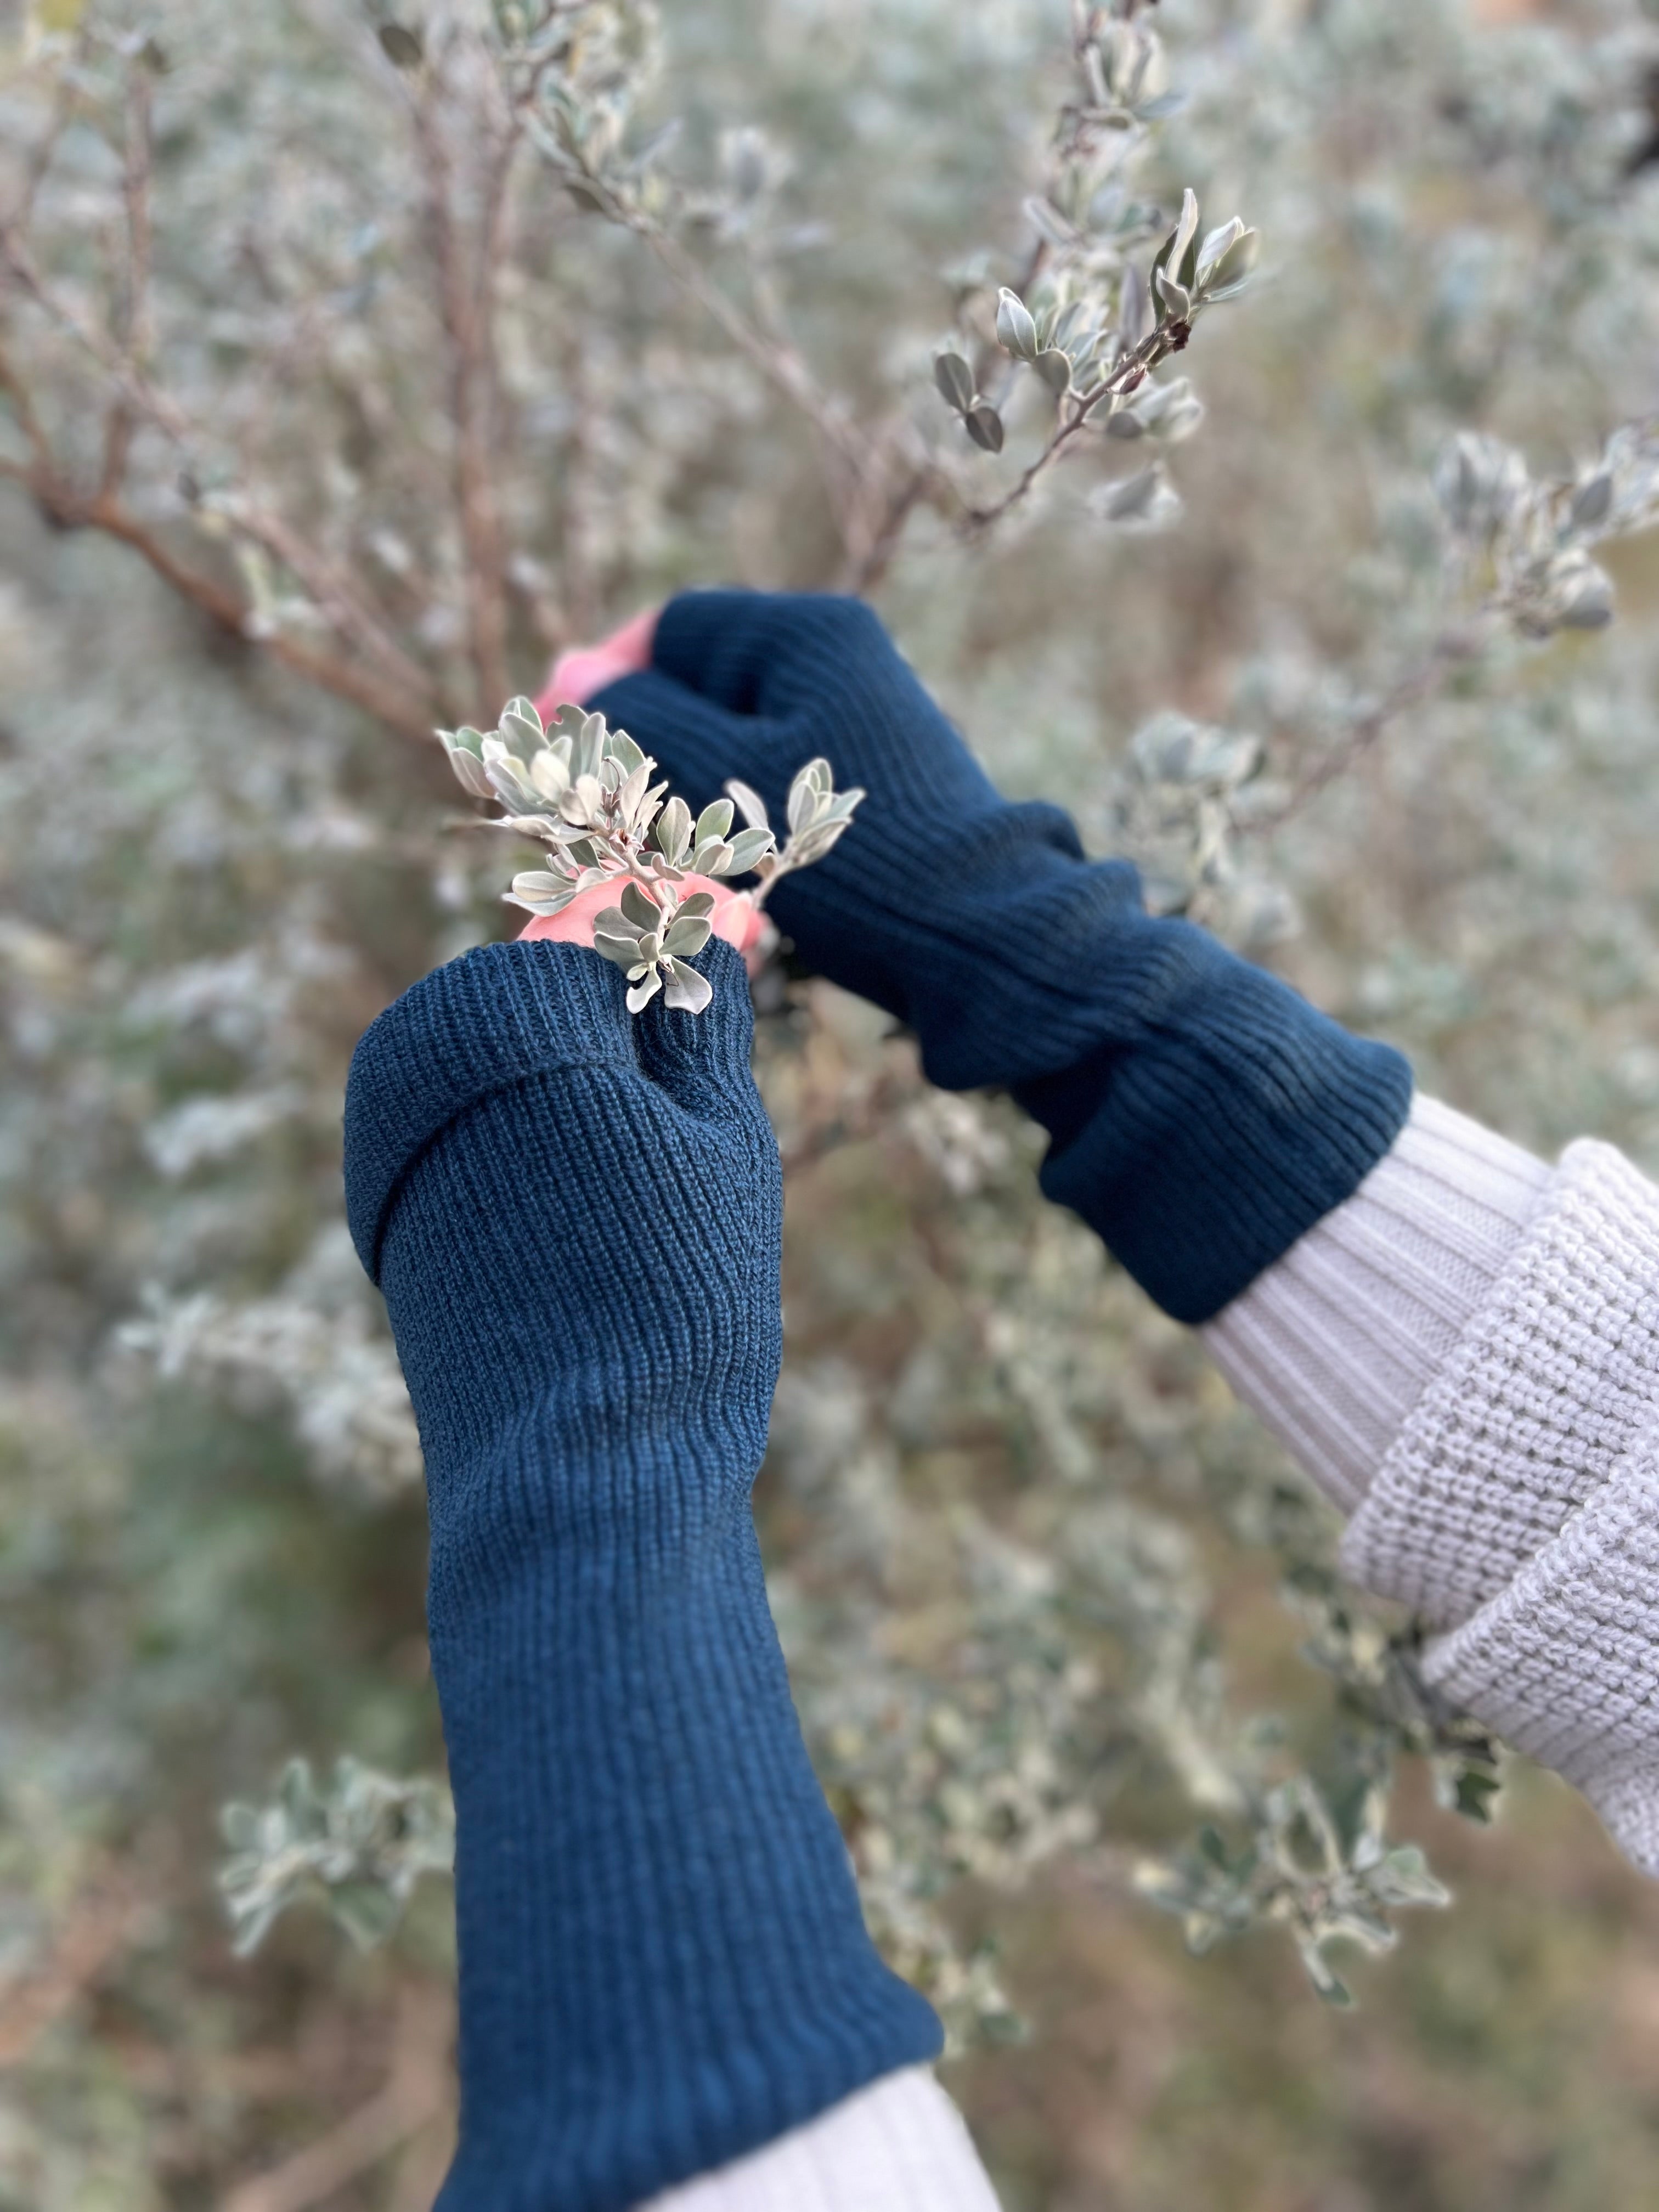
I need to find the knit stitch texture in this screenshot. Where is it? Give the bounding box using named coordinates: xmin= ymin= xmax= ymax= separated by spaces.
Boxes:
xmin=1205 ymin=1096 xmax=1552 ymax=1511
xmin=589 ymin=590 xmax=1413 ymax=1324
xmin=1340 ymin=1139 xmax=1659 ymax=1624
xmin=1329 ymin=1136 xmax=1659 ymax=1874
xmin=343 ymin=938 xmax=940 ymax=2212
xmin=1422 ymin=1422 xmax=1659 ymax=1873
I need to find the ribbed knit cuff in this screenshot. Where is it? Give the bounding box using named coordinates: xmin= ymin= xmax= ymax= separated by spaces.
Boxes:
xmin=640 ymin=2067 xmax=1002 ymax=2212
xmin=1204 ymin=1096 xmax=1551 ymax=1512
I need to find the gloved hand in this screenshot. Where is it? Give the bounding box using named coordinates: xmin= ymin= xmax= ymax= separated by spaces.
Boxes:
xmin=344 ymin=936 xmax=938 ymax=2212
xmin=580 ymin=590 xmax=1412 ymax=1324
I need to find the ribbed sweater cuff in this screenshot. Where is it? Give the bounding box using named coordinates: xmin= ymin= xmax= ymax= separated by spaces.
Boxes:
xmin=1204 ymin=1096 xmax=1551 ymax=1511
xmin=640 ymin=2067 xmax=1001 ymax=2212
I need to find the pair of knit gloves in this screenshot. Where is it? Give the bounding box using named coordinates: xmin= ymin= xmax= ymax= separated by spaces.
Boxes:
xmin=344 ymin=592 xmax=1659 ymax=2212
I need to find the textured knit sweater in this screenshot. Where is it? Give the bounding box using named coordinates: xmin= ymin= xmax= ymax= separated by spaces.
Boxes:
xmin=1212 ymin=1098 xmax=1659 ymax=1874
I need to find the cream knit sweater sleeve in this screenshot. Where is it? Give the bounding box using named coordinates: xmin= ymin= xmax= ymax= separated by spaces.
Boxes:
xmin=1206 ymin=1094 xmax=1659 ymax=1874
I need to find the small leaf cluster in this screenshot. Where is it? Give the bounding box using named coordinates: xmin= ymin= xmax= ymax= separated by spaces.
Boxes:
xmin=1436 ymin=423 xmax=1659 ymax=640
xmin=936 ymin=189 xmax=1257 ymax=479
xmin=1138 ymin=1773 xmax=1452 ymax=2008
xmin=1068 ymin=9 xmax=1186 ymax=137
xmin=1147 ymin=189 xmax=1260 ymax=335
xmin=218 ymin=1756 xmax=454 ymax=1956
xmin=932 ymin=350 xmax=1007 ymax=453
xmin=439 ymin=695 xmax=863 ymax=1013
xmin=1289 ymin=1565 xmax=1505 ymax=1827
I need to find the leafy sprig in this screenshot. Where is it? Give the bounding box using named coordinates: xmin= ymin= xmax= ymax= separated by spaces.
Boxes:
xmin=439 ymin=697 xmax=864 ymax=1013
xmin=218 ymin=1756 xmax=454 ymax=1956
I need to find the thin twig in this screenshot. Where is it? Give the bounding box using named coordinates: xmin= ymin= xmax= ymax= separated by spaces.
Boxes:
xmin=572 ymin=167 xmax=876 ymax=551
xmin=1242 ymin=625 xmax=1493 ymax=836
xmin=2 ymin=227 xmax=435 ymax=710
xmin=961 ymin=323 xmax=1177 ymax=535
xmin=413 ymin=66 xmax=511 ymax=716
xmin=67 ymin=487 xmax=439 ymax=738
xmin=222 ymin=1987 xmax=455 ymax=2212
xmin=0 ymin=341 xmax=53 ymax=477
xmin=98 ymin=54 xmax=153 ymax=500
xmin=1 ymin=398 xmax=436 ymax=740
xmin=0 ymin=36 xmax=83 ymax=242
xmin=0 ymin=1866 xmax=146 ymax=2069
xmin=558 ymin=319 xmax=599 ymax=639
xmin=842 ymin=238 xmax=1053 ymax=592
xmin=780 ymin=1066 xmax=916 ymax=1181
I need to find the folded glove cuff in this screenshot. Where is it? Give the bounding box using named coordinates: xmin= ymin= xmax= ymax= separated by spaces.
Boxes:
xmin=345 ymin=940 xmax=752 ymax=1284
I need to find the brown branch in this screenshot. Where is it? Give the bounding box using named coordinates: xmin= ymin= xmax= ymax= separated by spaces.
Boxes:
xmin=959 ymin=322 xmax=1177 ymax=536
xmin=1 ymin=36 xmax=84 ymax=243
xmin=414 ymin=77 xmax=511 ymax=717
xmin=220 ymin=496 xmax=437 ymax=701
xmin=780 ymin=1066 xmax=916 ymax=1181
xmin=99 ymin=499 xmax=441 ymax=738
xmin=0 ymin=31 xmax=450 ymax=742
xmin=2 ymin=226 xmax=435 ymax=709
xmin=0 ymin=1864 xmax=145 ymax=2068
xmin=98 ymin=56 xmax=154 ymax=501
xmin=557 ymin=319 xmax=599 ymax=640
xmin=839 ymin=241 xmax=1061 ymax=592
xmin=0 ymin=341 xmax=53 ymax=477
xmin=636 ymin=213 xmax=861 ymax=473
xmin=0 ymin=399 xmax=438 ymax=741
xmin=1242 ymin=625 xmax=1493 ymax=836
xmin=571 ymin=168 xmax=883 ymax=561
xmin=223 ymin=1987 xmax=454 ymax=2212
xmin=837 ymin=436 xmax=938 ymax=594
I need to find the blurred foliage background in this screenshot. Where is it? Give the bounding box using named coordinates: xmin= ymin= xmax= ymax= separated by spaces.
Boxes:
xmin=4 ymin=0 xmax=1659 ymax=2205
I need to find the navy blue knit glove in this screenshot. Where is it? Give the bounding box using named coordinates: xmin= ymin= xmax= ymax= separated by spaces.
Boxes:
xmin=343 ymin=936 xmax=939 ymax=2212
xmin=591 ymin=591 xmax=1412 ymax=1323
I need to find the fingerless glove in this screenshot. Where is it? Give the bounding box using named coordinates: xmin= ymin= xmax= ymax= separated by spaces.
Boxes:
xmin=345 ymin=939 xmax=939 ymax=2212
xmin=593 ymin=592 xmax=1412 ymax=1323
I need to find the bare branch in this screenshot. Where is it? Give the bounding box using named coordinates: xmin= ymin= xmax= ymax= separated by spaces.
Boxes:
xmin=50 ymin=482 xmax=440 ymax=740
xmin=565 ymin=167 xmax=887 ymax=561
xmin=2 ymin=224 xmax=437 ymax=715
xmin=0 ymin=337 xmax=54 ymax=478
xmin=557 ymin=320 xmax=600 ymax=640
xmin=98 ymin=54 xmax=154 ymax=501
xmin=223 ymin=1987 xmax=454 ymax=2212
xmin=1243 ymin=625 xmax=1493 ymax=835
xmin=412 ymin=67 xmax=512 ymax=718
xmin=0 ymin=1860 xmax=146 ymax=2069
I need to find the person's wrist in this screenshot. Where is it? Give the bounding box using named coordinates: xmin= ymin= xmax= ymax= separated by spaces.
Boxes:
xmin=534 ymin=603 xmax=660 ymax=721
